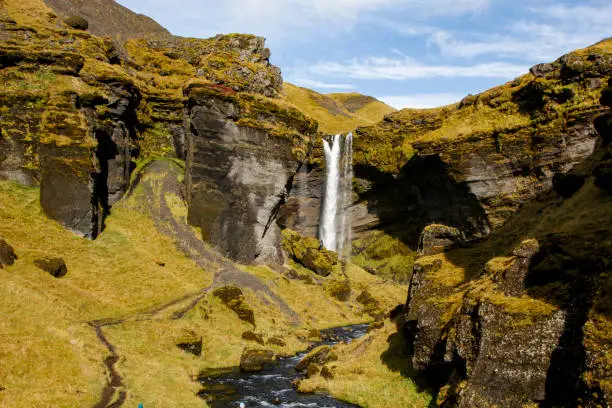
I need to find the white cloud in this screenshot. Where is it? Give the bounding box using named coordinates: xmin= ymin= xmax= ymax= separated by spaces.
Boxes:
xmin=310 ymin=56 xmax=526 ymax=80
xmin=118 ymin=0 xmax=491 ymax=40
xmin=292 ymin=78 xmax=357 ymax=90
xmin=379 ymin=93 xmax=463 ymax=109
xmin=429 ymin=2 xmax=612 ymax=61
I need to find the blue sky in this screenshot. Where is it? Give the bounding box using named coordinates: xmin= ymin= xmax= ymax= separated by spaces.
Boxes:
xmin=116 ymin=0 xmax=611 ymax=109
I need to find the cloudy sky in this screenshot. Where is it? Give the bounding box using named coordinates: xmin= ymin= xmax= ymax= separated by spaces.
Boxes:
xmin=116 ymin=0 xmax=611 ymax=109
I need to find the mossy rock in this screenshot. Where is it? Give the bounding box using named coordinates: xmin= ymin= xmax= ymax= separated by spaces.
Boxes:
xmin=296 ymin=345 xmax=337 ymax=371
xmin=282 ymin=229 xmax=338 ymax=276
xmin=63 ymin=15 xmax=89 ymax=31
xmin=34 ymin=257 xmax=67 ymax=278
xmin=325 ymin=279 xmax=351 ymax=301
xmin=356 ymin=290 xmax=381 ymax=317
xmin=176 ymin=330 xmax=203 ymax=356
xmin=0 ymin=239 xmax=17 ymax=268
xmin=239 ymin=348 xmax=274 ymax=372
xmin=266 ymin=335 xmax=286 ymax=347
xmin=241 ymin=331 xmax=264 ymax=345
xmin=212 ymin=286 xmax=255 ymax=326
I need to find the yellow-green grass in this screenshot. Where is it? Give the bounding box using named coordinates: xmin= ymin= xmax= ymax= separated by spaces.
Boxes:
xmin=298 ymin=321 xmax=433 ymax=407
xmin=284 ymin=83 xmax=395 ymax=134
xmin=0 ymin=181 xmax=210 ymax=407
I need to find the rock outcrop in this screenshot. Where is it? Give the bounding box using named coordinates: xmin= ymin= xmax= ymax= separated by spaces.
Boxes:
xmin=185 ymin=84 xmax=315 ymax=264
xmin=399 ymin=75 xmax=612 ymax=407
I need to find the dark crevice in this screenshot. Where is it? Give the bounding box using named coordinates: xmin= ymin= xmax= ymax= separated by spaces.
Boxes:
xmin=91 ymin=129 xmax=118 ymax=238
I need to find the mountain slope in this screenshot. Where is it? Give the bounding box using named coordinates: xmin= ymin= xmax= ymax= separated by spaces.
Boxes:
xmin=284 ymin=83 xmax=396 ymax=134
xmin=44 ymin=0 xmax=169 ymax=45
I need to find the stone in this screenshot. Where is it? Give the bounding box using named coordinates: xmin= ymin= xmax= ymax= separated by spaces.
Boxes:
xmin=296 ymin=345 xmax=337 ymax=371
xmin=282 ymin=229 xmax=338 ymax=276
xmin=176 ymin=331 xmax=203 ymax=356
xmin=266 ymin=335 xmax=286 ymax=347
xmin=34 ymin=257 xmax=67 ymax=278
xmin=529 ymin=63 xmax=556 ymax=78
xmin=242 ymin=331 xmax=264 ymax=345
xmin=0 ymin=238 xmax=17 ymax=268
xmin=418 ymin=224 xmax=463 ymax=256
xmin=306 ymin=363 xmax=320 ymax=378
xmin=239 ymin=349 xmax=274 ymax=372
xmin=63 ymin=15 xmax=88 ymax=30
xmin=213 ymin=286 xmax=255 ymax=326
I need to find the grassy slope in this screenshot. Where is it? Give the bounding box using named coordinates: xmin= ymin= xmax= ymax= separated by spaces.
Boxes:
xmin=0 ymin=170 xmax=409 ymax=407
xmin=284 ymin=83 xmax=395 ymax=134
xmin=298 ymin=321 xmax=432 ymax=408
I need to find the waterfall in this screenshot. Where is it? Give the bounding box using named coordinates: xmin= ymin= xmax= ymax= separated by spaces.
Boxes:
xmin=319 ymin=133 xmax=353 ymax=259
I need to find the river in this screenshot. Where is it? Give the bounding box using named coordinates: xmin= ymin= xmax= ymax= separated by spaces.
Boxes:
xmin=198 ymin=323 xmax=369 ymax=408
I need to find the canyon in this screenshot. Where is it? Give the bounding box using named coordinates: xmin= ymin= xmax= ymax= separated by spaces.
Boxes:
xmin=0 ymin=0 xmax=610 ymax=407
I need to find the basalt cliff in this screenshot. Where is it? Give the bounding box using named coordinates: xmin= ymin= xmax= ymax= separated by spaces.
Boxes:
xmin=0 ymin=0 xmax=611 ymax=407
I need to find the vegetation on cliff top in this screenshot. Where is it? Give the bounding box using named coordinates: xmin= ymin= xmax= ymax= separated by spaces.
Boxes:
xmin=355 ymin=39 xmax=612 ymax=174
xmin=284 ymin=83 xmax=396 ymax=134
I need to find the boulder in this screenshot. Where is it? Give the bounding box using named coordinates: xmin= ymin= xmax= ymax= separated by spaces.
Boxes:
xmin=529 ymin=63 xmax=556 ymax=78
xmin=63 ymin=15 xmax=89 ymax=30
xmin=176 ymin=330 xmax=203 ymax=356
xmin=296 ymin=345 xmax=337 ymax=371
xmin=306 ymin=363 xmax=320 ymax=378
xmin=266 ymin=335 xmax=286 ymax=347
xmin=0 ymin=239 xmax=17 ymax=268
xmin=418 ymin=224 xmax=463 ymax=256
xmin=34 ymin=257 xmax=67 ymax=278
xmin=239 ymin=349 xmax=274 ymax=372
xmin=242 ymin=331 xmax=264 ymax=345
xmin=282 ymin=229 xmax=338 ymax=276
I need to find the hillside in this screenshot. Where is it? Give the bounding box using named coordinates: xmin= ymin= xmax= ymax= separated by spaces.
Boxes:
xmin=44 ymin=0 xmax=169 ymax=46
xmin=284 ymin=83 xmax=396 ymax=134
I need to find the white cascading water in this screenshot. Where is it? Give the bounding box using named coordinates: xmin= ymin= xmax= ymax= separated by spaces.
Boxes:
xmin=320 ymin=133 xmax=353 ymax=259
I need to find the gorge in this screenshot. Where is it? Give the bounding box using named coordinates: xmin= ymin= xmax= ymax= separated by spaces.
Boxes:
xmin=0 ymin=0 xmax=610 ymax=407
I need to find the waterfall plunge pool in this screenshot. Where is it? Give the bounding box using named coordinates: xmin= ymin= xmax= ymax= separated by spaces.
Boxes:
xmin=197 ymin=324 xmax=368 ymax=408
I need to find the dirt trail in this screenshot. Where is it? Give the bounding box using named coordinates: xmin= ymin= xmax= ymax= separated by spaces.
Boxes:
xmin=89 ymin=160 xmax=298 ymax=407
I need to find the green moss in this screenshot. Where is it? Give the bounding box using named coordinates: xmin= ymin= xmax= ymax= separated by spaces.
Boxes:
xmin=138 ymin=122 xmax=176 ymax=160
xmin=324 ymin=279 xmax=351 ymax=301
xmin=351 ymin=231 xmax=416 ymax=283
xmin=282 ymin=229 xmax=338 ymax=276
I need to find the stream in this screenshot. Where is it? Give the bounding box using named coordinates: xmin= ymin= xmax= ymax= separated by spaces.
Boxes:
xmin=198 ymin=324 xmax=369 ymax=408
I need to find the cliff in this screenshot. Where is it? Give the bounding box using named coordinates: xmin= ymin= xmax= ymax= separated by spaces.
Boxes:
xmin=354 ymin=45 xmax=612 ymax=406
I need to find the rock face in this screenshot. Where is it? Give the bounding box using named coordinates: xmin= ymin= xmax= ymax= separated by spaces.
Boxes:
xmin=40 ymin=84 xmax=140 ymax=238
xmin=185 ymin=86 xmax=315 ymax=264
xmin=353 ymin=41 xmax=612 ymax=246
xmin=276 ymin=164 xmax=324 ymax=239
xmin=400 ymin=79 xmax=612 ymax=407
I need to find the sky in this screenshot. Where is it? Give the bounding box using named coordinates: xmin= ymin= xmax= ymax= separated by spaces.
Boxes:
xmin=116 ymin=0 xmax=611 ymax=109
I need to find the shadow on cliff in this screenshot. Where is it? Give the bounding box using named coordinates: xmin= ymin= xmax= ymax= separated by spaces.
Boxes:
xmin=355 ymin=154 xmax=491 ymax=251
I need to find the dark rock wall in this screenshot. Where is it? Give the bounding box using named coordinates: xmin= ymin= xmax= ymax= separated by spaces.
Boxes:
xmin=185 ymin=91 xmax=299 ymax=264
